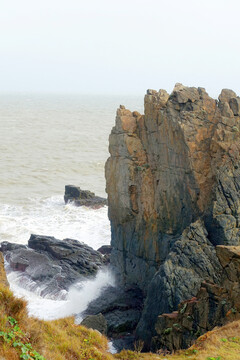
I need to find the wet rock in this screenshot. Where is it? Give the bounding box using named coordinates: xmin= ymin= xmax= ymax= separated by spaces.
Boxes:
xmin=218 ymin=89 xmax=237 ymax=103
xmin=1 ymin=235 xmax=104 ymax=297
xmin=81 ymin=285 xmax=143 ymax=349
xmin=97 ymin=245 xmax=112 ymax=255
xmin=64 ymin=185 xmax=107 ymax=208
xmin=81 ymin=313 xmax=107 ymax=335
xmin=97 ymin=245 xmax=112 ymax=264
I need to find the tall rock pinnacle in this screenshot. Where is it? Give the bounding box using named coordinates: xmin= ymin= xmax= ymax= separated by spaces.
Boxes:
xmin=105 ymin=84 xmax=240 ymax=291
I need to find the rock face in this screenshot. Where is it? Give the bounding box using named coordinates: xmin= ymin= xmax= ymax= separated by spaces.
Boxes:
xmin=153 ymin=245 xmax=240 ymax=351
xmin=105 ymin=84 xmax=240 ymax=348
xmin=0 ymin=235 xmax=104 ymax=298
xmin=64 ymin=185 xmax=107 ymax=208
xmin=136 ymin=220 xmax=222 ymax=344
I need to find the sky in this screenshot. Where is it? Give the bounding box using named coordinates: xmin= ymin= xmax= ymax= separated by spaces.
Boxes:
xmin=1 ymin=0 xmax=240 ymax=97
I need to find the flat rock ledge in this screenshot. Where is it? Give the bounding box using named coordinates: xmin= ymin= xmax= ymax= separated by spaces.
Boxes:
xmin=64 ymin=185 xmax=107 ymax=208
xmin=0 ymin=235 xmax=105 ymax=298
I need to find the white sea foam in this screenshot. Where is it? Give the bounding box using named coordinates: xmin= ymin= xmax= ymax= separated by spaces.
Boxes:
xmin=8 ymin=268 xmax=115 ymax=321
xmin=0 ymin=195 xmax=110 ymax=250
xmin=0 ymin=94 xmax=143 ymax=326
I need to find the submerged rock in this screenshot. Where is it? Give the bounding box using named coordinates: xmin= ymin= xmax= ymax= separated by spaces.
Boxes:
xmin=64 ymin=185 xmax=107 ymax=208
xmin=0 ymin=235 xmax=104 ymax=297
xmin=105 ymin=84 xmax=240 ymax=349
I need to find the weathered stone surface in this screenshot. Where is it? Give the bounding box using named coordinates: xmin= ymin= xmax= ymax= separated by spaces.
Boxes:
xmin=229 ymin=97 xmax=240 ymax=116
xmin=1 ymin=235 xmax=104 ymax=297
xmin=152 ymin=245 xmax=240 ymax=351
xmin=97 ymin=245 xmax=112 ymax=264
xmin=136 ymin=220 xmax=222 ymax=346
xmin=106 ymin=84 xmax=240 ymax=291
xmin=64 ymin=185 xmax=107 ymax=208
xmin=105 ymin=84 xmax=240 ymax=348
xmin=81 ymin=285 xmax=143 ymax=348
xmin=81 ymin=313 xmax=107 ymax=335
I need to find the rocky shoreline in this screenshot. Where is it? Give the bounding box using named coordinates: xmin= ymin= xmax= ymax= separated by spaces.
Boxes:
xmin=1 ymin=84 xmax=239 ymax=354
xmin=105 ymin=84 xmax=240 ymax=350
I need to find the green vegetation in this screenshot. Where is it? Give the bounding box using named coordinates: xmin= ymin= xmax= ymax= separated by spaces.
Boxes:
xmin=0 ymin=316 xmax=45 ymax=360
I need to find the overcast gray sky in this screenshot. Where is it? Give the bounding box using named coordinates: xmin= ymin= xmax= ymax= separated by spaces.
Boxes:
xmin=1 ymin=0 xmax=240 ymax=97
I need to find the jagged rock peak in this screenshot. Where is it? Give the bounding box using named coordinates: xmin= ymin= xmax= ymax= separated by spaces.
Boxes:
xmin=105 ymin=83 xmax=239 ymax=349
xmin=106 ymin=83 xmax=240 ymax=289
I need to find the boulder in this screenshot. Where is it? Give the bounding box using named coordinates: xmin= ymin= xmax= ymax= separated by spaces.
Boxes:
xmin=80 ymin=285 xmax=143 ymax=347
xmin=97 ymin=245 xmax=112 ymax=264
xmin=1 ymin=235 xmax=104 ymax=297
xmin=64 ymin=185 xmax=107 ymax=208
xmin=81 ymin=313 xmax=107 ymax=335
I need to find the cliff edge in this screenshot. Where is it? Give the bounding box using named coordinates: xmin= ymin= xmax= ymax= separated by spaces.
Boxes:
xmin=105 ymin=84 xmax=240 ymax=348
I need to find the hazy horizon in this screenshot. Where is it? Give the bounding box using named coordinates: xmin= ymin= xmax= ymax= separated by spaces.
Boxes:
xmin=1 ymin=0 xmax=240 ymax=97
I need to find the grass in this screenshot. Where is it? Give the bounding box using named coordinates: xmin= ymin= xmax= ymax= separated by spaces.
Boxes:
xmin=0 ymin=272 xmax=240 ymax=359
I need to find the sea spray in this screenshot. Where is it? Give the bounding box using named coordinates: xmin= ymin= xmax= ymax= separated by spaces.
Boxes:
xmin=0 ymin=196 xmax=110 ymax=249
xmin=8 ymin=268 xmax=115 ymax=321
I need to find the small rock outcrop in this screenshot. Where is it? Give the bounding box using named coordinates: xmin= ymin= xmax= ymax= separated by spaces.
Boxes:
xmin=105 ymin=84 xmax=240 ymax=349
xmin=81 ymin=313 xmax=107 ymax=335
xmin=64 ymin=185 xmax=107 ymax=208
xmin=81 ymin=286 xmax=143 ymax=352
xmin=0 ymin=235 xmax=104 ymax=297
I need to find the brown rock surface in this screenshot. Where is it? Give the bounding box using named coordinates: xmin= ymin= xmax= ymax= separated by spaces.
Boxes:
xmin=0 ymin=253 xmax=9 ymax=287
xmin=105 ymin=84 xmax=240 ymax=290
xmin=105 ymin=84 xmax=240 ymax=348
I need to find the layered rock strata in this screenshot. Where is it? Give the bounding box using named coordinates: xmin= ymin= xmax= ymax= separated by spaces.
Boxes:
xmin=105 ymin=84 xmax=240 ymax=348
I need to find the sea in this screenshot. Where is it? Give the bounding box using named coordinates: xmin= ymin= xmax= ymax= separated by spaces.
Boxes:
xmin=0 ymin=93 xmax=143 ymax=321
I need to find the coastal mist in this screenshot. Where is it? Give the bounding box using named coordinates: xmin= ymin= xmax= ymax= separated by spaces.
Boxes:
xmin=0 ymin=93 xmax=142 ymax=319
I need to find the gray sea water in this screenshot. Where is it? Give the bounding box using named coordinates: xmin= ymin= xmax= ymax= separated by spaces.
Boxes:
xmin=0 ymin=93 xmax=143 ymax=320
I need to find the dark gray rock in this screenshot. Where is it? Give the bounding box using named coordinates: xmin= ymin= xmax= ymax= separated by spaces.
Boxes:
xmin=207 ymin=164 xmax=240 ymax=246
xmin=1 ymin=235 xmax=104 ymax=297
xmin=97 ymin=245 xmax=112 ymax=264
xmin=136 ymin=220 xmax=222 ymax=347
xmin=64 ymin=185 xmax=107 ymax=208
xmin=97 ymin=245 xmax=112 ymax=255
xmin=80 ymin=285 xmax=143 ymax=347
xmin=81 ymin=313 xmax=107 ymax=335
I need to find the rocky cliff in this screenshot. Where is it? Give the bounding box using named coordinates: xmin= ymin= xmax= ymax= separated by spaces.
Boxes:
xmin=105 ymin=84 xmax=240 ymax=348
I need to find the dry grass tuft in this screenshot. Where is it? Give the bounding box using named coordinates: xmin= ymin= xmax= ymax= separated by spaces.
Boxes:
xmin=0 ymin=281 xmax=240 ymax=359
